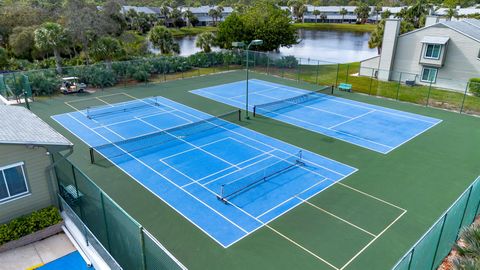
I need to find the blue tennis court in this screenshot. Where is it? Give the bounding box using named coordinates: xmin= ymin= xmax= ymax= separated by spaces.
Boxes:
xmin=191 ymin=79 xmax=442 ymax=154
xmin=52 ymin=95 xmax=357 ymax=247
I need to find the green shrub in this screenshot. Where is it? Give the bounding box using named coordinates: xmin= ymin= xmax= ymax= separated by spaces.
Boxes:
xmin=0 ymin=206 xmax=62 ymax=245
xmin=26 ymin=70 xmax=60 ymax=95
xmin=469 ymin=78 xmax=480 ymax=97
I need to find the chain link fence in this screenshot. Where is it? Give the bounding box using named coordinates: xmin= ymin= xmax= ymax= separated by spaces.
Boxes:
xmin=53 ymin=152 xmax=187 ymax=270
xmin=391 ymin=176 xmax=480 ymax=270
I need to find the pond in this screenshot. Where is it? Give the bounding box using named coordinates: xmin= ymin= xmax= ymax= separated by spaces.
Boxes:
xmin=148 ymin=29 xmax=378 ymax=63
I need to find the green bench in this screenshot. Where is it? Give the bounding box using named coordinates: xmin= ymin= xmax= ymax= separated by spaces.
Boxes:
xmin=338 ymin=83 xmax=352 ymax=92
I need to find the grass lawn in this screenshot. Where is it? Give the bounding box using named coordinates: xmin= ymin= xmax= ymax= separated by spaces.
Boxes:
xmin=170 ymin=26 xmax=217 ymax=37
xmin=293 ymin=23 xmax=376 ymax=32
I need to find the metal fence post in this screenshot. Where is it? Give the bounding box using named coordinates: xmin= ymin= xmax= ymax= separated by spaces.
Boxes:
xmin=426 ymin=81 xmax=433 ymax=107
xmin=460 ymin=82 xmax=469 ymax=114
xmin=430 ymin=214 xmax=448 ymax=270
xmin=163 ymin=61 xmax=167 ymax=82
xmin=266 ymin=52 xmax=270 ymax=75
xmin=406 ymin=248 xmax=415 ymax=270
xmin=457 ymin=187 xmax=473 ymax=237
xmin=139 ymin=226 xmax=147 ymax=270
xmin=315 ymin=60 xmax=320 ymax=85
xmin=335 ymin=64 xmax=340 ymax=87
xmin=100 ymin=193 xmax=112 ymax=252
xmin=368 ymin=68 xmax=374 ymax=96
xmin=296 ymin=60 xmax=300 ymax=82
xmin=345 ymin=64 xmax=349 ymax=83
xmin=396 ymin=73 xmax=402 ymax=100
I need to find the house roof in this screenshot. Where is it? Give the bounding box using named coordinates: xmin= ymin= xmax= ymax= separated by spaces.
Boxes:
xmin=421 ymin=36 xmax=450 ymax=44
xmin=441 ymin=19 xmax=480 ymax=42
xmin=0 ymin=106 xmax=72 ymax=150
xmin=400 ymin=19 xmax=480 ymax=43
xmin=180 ymin=6 xmax=233 ymax=14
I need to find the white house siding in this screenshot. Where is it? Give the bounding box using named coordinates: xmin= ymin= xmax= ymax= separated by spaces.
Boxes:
xmin=359 ymin=56 xmax=380 ymax=77
xmin=391 ymin=24 xmax=480 ymax=90
xmin=0 ymin=145 xmax=55 ymax=224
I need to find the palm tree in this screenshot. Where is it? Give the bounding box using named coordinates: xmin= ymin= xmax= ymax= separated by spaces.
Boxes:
xmin=312 ymin=9 xmax=321 ymax=23
xmin=395 ymin=7 xmax=408 ymax=19
xmin=90 ymin=36 xmax=124 ymax=69
xmin=149 ymin=25 xmax=179 ymax=54
xmin=368 ymin=21 xmax=384 ymax=54
xmin=381 ymin=10 xmax=392 ymax=19
xmin=195 ymin=32 xmax=215 ymax=53
xmin=446 ymin=7 xmax=458 ymax=21
xmin=34 ymin=22 xmax=67 ymax=74
xmin=160 ymin=5 xmax=170 ymax=26
xmin=339 ymin=8 xmax=348 ymax=23
xmin=288 ymin=0 xmax=306 ymax=22
xmin=320 ymin=13 xmax=327 ymax=23
xmin=354 ymin=3 xmax=370 ymax=24
xmin=216 ymin=5 xmax=224 ymax=22
xmin=374 ymin=4 xmax=382 ymax=23
xmin=208 ymin=8 xmax=219 ymax=26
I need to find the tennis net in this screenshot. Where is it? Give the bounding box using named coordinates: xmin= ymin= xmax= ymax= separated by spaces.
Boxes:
xmin=90 ymin=110 xmax=241 ymax=166
xmin=253 ymin=86 xmax=333 ymax=117
xmin=86 ymin=97 xmax=159 ymax=119
xmin=217 ymin=151 xmax=304 ymax=203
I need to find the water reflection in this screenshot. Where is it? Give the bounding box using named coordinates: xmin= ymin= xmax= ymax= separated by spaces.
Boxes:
xmin=148 ymin=29 xmax=378 ymax=63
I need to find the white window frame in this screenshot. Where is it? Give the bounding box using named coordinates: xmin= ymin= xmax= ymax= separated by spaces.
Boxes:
xmin=0 ymin=162 xmax=29 ymax=204
xmin=421 ymin=67 xmax=438 ymax=83
xmin=424 ymin=44 xmax=442 ymax=60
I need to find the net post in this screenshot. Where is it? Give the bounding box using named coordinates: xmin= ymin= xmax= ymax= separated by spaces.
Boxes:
xmin=86 ymin=107 xmax=91 ymax=119
xmin=89 ymin=148 xmax=95 ymax=164
xmin=253 ymin=106 xmax=256 ymax=117
xmin=238 ymin=109 xmax=241 ymax=122
xmin=330 ymin=85 xmax=334 ymax=95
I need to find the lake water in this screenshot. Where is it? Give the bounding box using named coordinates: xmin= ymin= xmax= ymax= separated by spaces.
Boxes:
xmin=149 ymin=29 xmax=378 ymax=63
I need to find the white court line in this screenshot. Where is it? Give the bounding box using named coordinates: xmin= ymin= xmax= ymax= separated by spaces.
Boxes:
xmin=92 ymin=110 xmax=175 ymax=129
xmin=96 ymin=97 xmax=111 ymax=105
xmin=65 ymin=92 xmax=129 ymax=105
xmin=339 ymin=210 xmax=407 ymax=270
xmin=66 ymin=113 xmax=250 ymax=235
xmin=266 ymin=225 xmax=340 ymax=270
xmin=256 ymin=176 xmax=331 ymax=219
xmin=58 ymin=96 xmax=409 ymax=268
xmin=260 ymin=107 xmax=394 ymax=151
xmin=159 ymin=137 xmax=232 ymax=161
xmin=135 ymin=117 xmax=241 ymax=169
xmin=251 ymin=79 xmax=439 ymax=124
xmin=159 ymin=159 xmax=196 ymax=182
xmin=254 ymin=92 xmax=352 ymax=119
xmin=51 ymin=114 xmax=237 ymax=248
xmin=196 ymin=152 xmax=274 ymax=187
xmin=336 ymin=182 xmax=407 ymax=212
xmin=193 ymin=86 xmax=393 ymax=153
xmin=229 ymin=86 xmax=280 ymax=99
xmin=300 ymin=199 xmax=377 ymax=237
xmin=327 ymin=110 xmax=376 ymax=129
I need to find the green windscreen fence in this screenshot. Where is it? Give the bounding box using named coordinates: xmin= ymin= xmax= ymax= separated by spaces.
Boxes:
xmin=53 ymin=152 xmax=187 ymax=270
xmin=391 ymin=176 xmax=480 ymax=270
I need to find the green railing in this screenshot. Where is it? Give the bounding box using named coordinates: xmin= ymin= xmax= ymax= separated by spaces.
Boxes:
xmin=391 ymin=176 xmax=480 ymax=270
xmin=53 ymin=152 xmax=187 ymax=270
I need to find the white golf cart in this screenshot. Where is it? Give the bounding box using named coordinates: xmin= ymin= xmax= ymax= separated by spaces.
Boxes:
xmin=60 ymin=77 xmax=87 ymax=94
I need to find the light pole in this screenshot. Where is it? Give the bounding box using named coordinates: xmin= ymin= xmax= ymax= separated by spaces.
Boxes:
xmin=232 ymin=39 xmax=263 ymax=119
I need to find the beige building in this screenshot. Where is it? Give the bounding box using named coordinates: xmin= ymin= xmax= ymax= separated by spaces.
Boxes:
xmin=0 ymin=105 xmax=72 ymax=223
xmin=359 ymin=18 xmax=480 ymax=91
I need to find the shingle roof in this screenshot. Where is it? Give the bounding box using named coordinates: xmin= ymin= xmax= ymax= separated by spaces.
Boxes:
xmin=0 ymin=106 xmax=72 ymax=148
xmin=441 ymin=19 xmax=480 ymax=42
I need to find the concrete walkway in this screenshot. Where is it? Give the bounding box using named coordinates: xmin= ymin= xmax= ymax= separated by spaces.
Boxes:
xmin=0 ymin=233 xmax=76 ymax=270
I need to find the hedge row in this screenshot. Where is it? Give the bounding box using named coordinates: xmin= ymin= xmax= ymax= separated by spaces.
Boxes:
xmin=22 ymin=51 xmax=300 ymax=96
xmin=0 ymin=206 xmax=62 ymax=245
